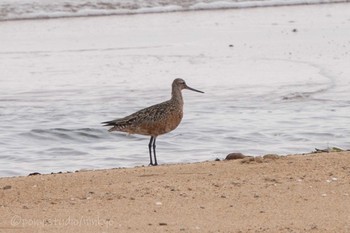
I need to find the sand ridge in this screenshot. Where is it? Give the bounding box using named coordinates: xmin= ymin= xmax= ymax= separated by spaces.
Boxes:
xmin=1 ymin=152 xmax=350 ymax=232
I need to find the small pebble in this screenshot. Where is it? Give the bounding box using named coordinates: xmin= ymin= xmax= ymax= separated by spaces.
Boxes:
xmin=159 ymin=223 xmax=167 ymax=226
xmin=321 ymin=194 xmax=327 ymax=197
xmin=28 ymin=172 xmax=41 ymax=176
xmin=263 ymin=154 xmax=280 ymax=160
xmin=155 ymin=202 xmax=162 ymax=206
xmin=3 ymin=185 xmax=11 ymax=190
xmin=225 ymin=153 xmax=246 ymax=160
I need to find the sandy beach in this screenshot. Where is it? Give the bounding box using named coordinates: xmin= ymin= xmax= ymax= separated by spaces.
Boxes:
xmin=1 ymin=151 xmax=350 ymax=232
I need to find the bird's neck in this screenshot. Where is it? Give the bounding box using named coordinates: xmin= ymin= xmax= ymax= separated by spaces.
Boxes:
xmin=171 ymin=87 xmax=184 ymax=105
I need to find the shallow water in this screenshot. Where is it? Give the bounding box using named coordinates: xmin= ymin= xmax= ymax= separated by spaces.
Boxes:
xmin=1 ymin=4 xmax=350 ymax=177
xmin=0 ymin=0 xmax=346 ymax=21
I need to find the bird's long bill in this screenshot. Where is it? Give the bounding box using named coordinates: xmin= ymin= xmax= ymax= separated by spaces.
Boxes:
xmin=186 ymin=85 xmax=204 ymax=93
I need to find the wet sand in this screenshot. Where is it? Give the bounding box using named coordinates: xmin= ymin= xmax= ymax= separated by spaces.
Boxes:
xmin=1 ymin=151 xmax=350 ymax=232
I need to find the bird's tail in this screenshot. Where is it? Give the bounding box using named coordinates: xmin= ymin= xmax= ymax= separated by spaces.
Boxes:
xmin=101 ymin=120 xmax=117 ymax=132
xmin=101 ymin=119 xmax=129 ymax=132
xmin=101 ymin=120 xmax=116 ymax=127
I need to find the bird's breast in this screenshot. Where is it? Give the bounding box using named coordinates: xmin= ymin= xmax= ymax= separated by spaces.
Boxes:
xmin=164 ymin=109 xmax=183 ymax=132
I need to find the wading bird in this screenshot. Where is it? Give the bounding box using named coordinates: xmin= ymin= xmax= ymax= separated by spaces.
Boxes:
xmin=102 ymin=78 xmax=203 ymax=166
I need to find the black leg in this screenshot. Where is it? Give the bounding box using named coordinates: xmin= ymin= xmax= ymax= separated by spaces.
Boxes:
xmin=153 ymin=137 xmax=158 ymax=166
xmin=148 ymin=136 xmax=154 ymax=166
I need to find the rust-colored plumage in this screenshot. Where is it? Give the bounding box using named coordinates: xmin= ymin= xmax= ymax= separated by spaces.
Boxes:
xmin=102 ymin=78 xmax=203 ymax=166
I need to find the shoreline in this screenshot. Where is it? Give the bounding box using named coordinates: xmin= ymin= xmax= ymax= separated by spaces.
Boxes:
xmin=1 ymin=151 xmax=350 ymax=232
xmin=1 ymin=1 xmax=348 ymax=22
xmin=2 ymin=147 xmax=348 ymax=179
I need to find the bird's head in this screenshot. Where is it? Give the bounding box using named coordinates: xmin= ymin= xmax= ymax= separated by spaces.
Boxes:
xmin=173 ymin=78 xmax=204 ymax=93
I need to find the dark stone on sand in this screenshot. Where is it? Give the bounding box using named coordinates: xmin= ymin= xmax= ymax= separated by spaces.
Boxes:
xmin=292 ymin=28 xmax=298 ymax=32
xmin=3 ymin=185 xmax=11 ymax=190
xmin=28 ymin=172 xmax=41 ymax=176
xmin=215 ymin=158 xmax=221 ymax=161
xmin=229 ymin=44 xmax=234 ymax=47
xmin=159 ymin=223 xmax=168 ymax=226
xmin=225 ymin=153 xmax=246 ymax=160
xmin=313 ymin=147 xmax=344 ymax=153
xmin=51 ymin=171 xmax=63 ymax=175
